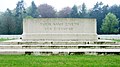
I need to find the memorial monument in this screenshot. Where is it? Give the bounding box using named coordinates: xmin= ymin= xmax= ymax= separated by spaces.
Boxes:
xmin=22 ymin=18 xmax=97 ymax=41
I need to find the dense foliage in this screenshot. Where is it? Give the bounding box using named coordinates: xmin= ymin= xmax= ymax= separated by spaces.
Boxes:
xmin=0 ymin=0 xmax=120 ymax=34
xmin=101 ymin=13 xmax=119 ymax=34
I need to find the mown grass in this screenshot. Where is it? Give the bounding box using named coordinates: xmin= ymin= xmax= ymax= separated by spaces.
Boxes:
xmin=0 ymin=55 xmax=120 ymax=67
xmin=113 ymin=39 xmax=120 ymax=42
xmin=0 ymin=38 xmax=13 ymax=42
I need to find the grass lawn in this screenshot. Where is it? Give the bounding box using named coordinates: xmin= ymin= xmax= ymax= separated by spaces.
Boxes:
xmin=0 ymin=38 xmax=13 ymax=42
xmin=113 ymin=39 xmax=120 ymax=42
xmin=0 ymin=55 xmax=120 ymax=67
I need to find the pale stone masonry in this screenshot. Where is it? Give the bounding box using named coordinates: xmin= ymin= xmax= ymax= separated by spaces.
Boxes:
xmin=22 ymin=18 xmax=97 ymax=41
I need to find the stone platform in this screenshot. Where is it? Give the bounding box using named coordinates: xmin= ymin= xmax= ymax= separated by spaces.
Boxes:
xmin=0 ymin=40 xmax=119 ymax=55
xmin=0 ymin=44 xmax=120 ymax=55
xmin=0 ymin=49 xmax=120 ymax=55
xmin=0 ymin=39 xmax=117 ymax=45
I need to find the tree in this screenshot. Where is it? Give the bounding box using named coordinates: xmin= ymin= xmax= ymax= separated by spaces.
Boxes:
xmin=79 ymin=3 xmax=88 ymax=18
xmin=70 ymin=5 xmax=79 ymax=18
xmin=0 ymin=9 xmax=16 ymax=34
xmin=89 ymin=2 xmax=109 ymax=34
xmin=57 ymin=7 xmax=71 ymax=18
xmin=15 ymin=0 xmax=26 ymax=17
xmin=101 ymin=13 xmax=119 ymax=34
xmin=109 ymin=5 xmax=120 ymax=18
xmin=15 ymin=0 xmax=26 ymax=34
xmin=38 ymin=4 xmax=56 ymax=18
xmin=109 ymin=5 xmax=120 ymax=33
xmin=27 ymin=1 xmax=39 ymax=18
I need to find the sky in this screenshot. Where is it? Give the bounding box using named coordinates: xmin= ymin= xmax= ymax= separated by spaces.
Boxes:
xmin=0 ymin=0 xmax=120 ymax=12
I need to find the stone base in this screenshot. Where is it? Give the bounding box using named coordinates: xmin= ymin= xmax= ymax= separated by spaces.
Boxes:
xmin=22 ymin=33 xmax=97 ymax=41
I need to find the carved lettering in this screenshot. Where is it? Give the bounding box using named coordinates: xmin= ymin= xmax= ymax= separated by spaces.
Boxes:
xmin=39 ymin=23 xmax=52 ymax=26
xmin=53 ymin=23 xmax=63 ymax=26
xmin=38 ymin=22 xmax=80 ymax=31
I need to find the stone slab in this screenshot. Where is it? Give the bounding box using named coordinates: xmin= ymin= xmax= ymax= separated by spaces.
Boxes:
xmin=22 ymin=18 xmax=97 ymax=41
xmin=0 ymin=49 xmax=120 ymax=52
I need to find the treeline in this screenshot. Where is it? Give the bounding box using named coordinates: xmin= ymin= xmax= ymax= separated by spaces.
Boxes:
xmin=0 ymin=0 xmax=120 ymax=34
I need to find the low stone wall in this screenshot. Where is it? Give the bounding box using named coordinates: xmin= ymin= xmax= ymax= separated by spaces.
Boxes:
xmin=22 ymin=18 xmax=97 ymax=41
xmin=0 ymin=35 xmax=119 ymax=40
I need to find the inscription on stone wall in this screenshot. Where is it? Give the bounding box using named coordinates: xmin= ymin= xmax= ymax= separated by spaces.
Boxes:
xmin=24 ymin=18 xmax=96 ymax=33
xmin=37 ymin=22 xmax=80 ymax=31
xmin=39 ymin=22 xmax=79 ymax=26
xmin=23 ymin=18 xmax=97 ymax=41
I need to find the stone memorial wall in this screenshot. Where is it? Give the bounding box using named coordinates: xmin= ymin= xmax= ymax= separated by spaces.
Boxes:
xmin=22 ymin=18 xmax=97 ymax=41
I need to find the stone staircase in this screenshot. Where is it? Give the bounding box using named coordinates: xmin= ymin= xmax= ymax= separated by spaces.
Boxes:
xmin=0 ymin=44 xmax=120 ymax=55
xmin=0 ymin=39 xmax=119 ymax=55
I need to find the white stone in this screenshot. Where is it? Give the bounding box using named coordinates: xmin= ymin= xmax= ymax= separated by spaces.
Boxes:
xmin=22 ymin=18 xmax=97 ymax=41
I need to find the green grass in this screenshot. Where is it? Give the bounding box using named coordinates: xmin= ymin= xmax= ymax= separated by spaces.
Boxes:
xmin=0 ymin=38 xmax=13 ymax=42
xmin=112 ymin=39 xmax=120 ymax=42
xmin=0 ymin=55 xmax=120 ymax=67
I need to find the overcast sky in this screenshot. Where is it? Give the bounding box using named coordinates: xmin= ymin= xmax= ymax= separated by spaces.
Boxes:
xmin=0 ymin=0 xmax=120 ymax=12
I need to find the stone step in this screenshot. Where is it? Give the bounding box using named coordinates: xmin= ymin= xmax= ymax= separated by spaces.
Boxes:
xmin=0 ymin=45 xmax=120 ymax=49
xmin=1 ymin=40 xmax=118 ymax=45
xmin=0 ymin=49 xmax=120 ymax=55
xmin=0 ymin=49 xmax=120 ymax=52
xmin=1 ymin=45 xmax=120 ymax=48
